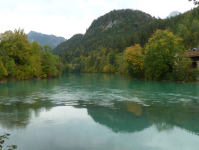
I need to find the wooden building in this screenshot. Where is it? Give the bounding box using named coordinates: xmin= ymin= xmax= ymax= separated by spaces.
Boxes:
xmin=186 ymin=50 xmax=199 ymax=69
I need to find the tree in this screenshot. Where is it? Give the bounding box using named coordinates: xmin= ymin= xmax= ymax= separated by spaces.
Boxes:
xmin=41 ymin=51 xmax=62 ymax=77
xmin=5 ymin=58 xmax=16 ymax=77
xmin=125 ymin=44 xmax=144 ymax=77
xmin=144 ymin=29 xmax=184 ymax=80
xmin=191 ymin=19 xmax=199 ymax=33
xmin=0 ymin=28 xmax=31 ymax=65
xmin=107 ymin=51 xmax=115 ymax=65
xmin=177 ymin=24 xmax=188 ymax=36
xmin=43 ymin=44 xmax=52 ymax=52
xmin=0 ymin=57 xmax=8 ymax=79
xmin=32 ymin=40 xmax=43 ymax=55
xmin=174 ymin=55 xmax=192 ymax=81
xmin=116 ymin=53 xmax=127 ymax=74
xmin=189 ymin=0 xmax=199 ymax=5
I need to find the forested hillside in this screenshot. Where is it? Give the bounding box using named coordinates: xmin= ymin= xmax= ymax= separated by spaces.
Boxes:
xmin=56 ymin=7 xmax=199 ymax=82
xmin=28 ymin=31 xmax=67 ymax=49
xmin=53 ymin=9 xmax=154 ymax=56
xmin=1 ymin=6 xmax=199 ymax=82
xmin=53 ymin=34 xmax=83 ymax=56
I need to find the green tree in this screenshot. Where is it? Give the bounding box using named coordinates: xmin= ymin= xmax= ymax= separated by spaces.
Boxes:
xmin=41 ymin=51 xmax=62 ymax=77
xmin=189 ymin=0 xmax=199 ymax=5
xmin=0 ymin=29 xmax=31 ymax=65
xmin=174 ymin=55 xmax=192 ymax=81
xmin=191 ymin=19 xmax=199 ymax=33
xmin=0 ymin=57 xmax=8 ymax=79
xmin=177 ymin=24 xmax=188 ymax=36
xmin=107 ymin=51 xmax=115 ymax=65
xmin=5 ymin=58 xmax=16 ymax=77
xmin=116 ymin=53 xmax=127 ymax=74
xmin=43 ymin=44 xmax=53 ymax=52
xmin=144 ymin=29 xmax=184 ymax=80
xmin=32 ymin=40 xmax=43 ymax=55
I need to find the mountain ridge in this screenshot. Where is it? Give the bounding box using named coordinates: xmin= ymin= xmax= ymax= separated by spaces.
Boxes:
xmin=28 ymin=31 xmax=67 ymax=49
xmin=53 ymin=9 xmax=154 ymax=56
xmin=167 ymin=11 xmax=181 ymax=18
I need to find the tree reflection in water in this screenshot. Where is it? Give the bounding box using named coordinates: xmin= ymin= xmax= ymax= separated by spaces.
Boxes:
xmin=0 ymin=99 xmax=53 ymax=130
xmin=74 ymin=99 xmax=199 ymax=135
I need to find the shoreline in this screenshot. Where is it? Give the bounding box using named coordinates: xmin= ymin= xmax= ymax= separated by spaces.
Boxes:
xmin=1 ymin=72 xmax=199 ymax=84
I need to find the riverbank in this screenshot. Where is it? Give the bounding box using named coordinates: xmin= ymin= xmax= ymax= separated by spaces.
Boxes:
xmin=1 ymin=72 xmax=199 ymax=84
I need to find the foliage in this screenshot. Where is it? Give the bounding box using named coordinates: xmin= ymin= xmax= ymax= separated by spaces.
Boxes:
xmin=2 ymin=6 xmax=199 ymax=82
xmin=52 ymin=7 xmax=199 ymax=82
xmin=189 ymin=0 xmax=199 ymax=5
xmin=171 ymin=54 xmax=199 ymax=81
xmin=54 ymin=9 xmax=154 ymax=56
xmin=5 ymin=58 xmax=16 ymax=77
xmin=0 ymin=28 xmax=64 ymax=81
xmin=0 ymin=133 xmax=17 ymax=150
xmin=0 ymin=29 xmax=32 ymax=65
xmin=144 ymin=29 xmax=184 ymax=80
xmin=115 ymin=53 xmax=127 ymax=74
xmin=41 ymin=52 xmax=63 ymax=77
xmin=103 ymin=64 xmax=112 ymax=73
xmin=125 ymin=44 xmax=144 ymax=77
xmin=43 ymin=44 xmax=53 ymax=52
xmin=0 ymin=58 xmax=8 ymax=79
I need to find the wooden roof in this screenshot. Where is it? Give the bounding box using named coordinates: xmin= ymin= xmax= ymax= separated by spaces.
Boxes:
xmin=186 ymin=51 xmax=199 ymax=57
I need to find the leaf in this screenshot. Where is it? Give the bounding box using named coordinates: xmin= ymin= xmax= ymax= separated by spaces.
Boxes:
xmin=12 ymin=145 xmax=17 ymax=149
xmin=0 ymin=140 xmax=4 ymax=144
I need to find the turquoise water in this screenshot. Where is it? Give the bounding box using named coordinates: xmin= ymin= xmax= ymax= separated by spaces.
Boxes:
xmin=0 ymin=73 xmax=199 ymax=150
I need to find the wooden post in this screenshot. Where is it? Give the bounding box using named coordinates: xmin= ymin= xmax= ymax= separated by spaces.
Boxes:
xmin=197 ymin=61 xmax=199 ymax=70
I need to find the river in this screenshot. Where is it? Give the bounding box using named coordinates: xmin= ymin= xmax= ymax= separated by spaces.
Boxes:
xmin=0 ymin=73 xmax=199 ymax=150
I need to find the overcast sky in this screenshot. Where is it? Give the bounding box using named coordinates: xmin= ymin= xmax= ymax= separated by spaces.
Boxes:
xmin=0 ymin=0 xmax=197 ymax=39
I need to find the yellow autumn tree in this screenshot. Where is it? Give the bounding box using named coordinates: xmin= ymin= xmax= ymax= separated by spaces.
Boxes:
xmin=125 ymin=44 xmax=144 ymax=77
xmin=103 ymin=64 xmax=111 ymax=73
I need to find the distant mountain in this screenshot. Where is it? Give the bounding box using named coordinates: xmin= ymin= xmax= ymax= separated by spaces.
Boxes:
xmin=167 ymin=11 xmax=181 ymax=18
xmin=53 ymin=9 xmax=154 ymax=55
xmin=27 ymin=31 xmax=67 ymax=49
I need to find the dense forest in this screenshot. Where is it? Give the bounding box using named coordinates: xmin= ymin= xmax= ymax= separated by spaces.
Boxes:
xmin=54 ymin=9 xmax=154 ymax=56
xmin=0 ymin=29 xmax=64 ymax=81
xmin=53 ymin=7 xmax=199 ymax=82
xmin=1 ymin=6 xmax=199 ymax=82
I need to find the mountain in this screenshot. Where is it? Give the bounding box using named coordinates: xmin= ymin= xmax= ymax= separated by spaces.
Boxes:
xmin=55 ymin=7 xmax=199 ymax=73
xmin=167 ymin=11 xmax=181 ymax=18
xmin=53 ymin=9 xmax=154 ymax=56
xmin=27 ymin=31 xmax=67 ymax=49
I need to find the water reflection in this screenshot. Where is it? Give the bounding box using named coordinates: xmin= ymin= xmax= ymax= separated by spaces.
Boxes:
xmin=126 ymin=101 xmax=142 ymax=116
xmin=0 ymin=99 xmax=53 ymax=130
xmin=74 ymin=99 xmax=199 ymax=135
xmin=0 ymin=73 xmax=199 ymax=138
xmin=1 ymin=96 xmax=199 ymax=136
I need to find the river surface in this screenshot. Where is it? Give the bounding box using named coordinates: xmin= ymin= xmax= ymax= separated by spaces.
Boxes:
xmin=0 ymin=73 xmax=199 ymax=150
